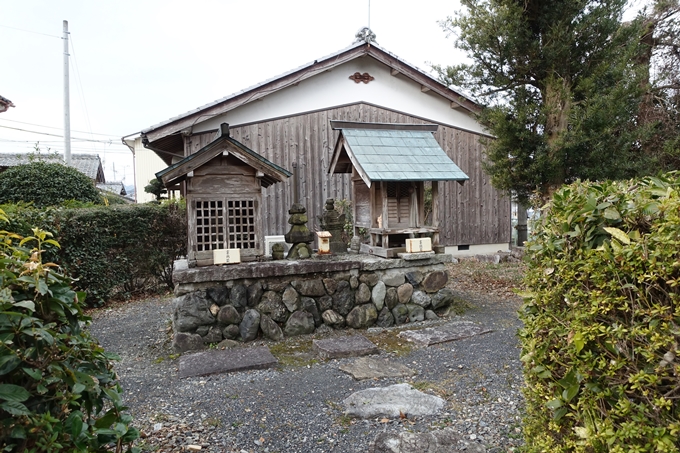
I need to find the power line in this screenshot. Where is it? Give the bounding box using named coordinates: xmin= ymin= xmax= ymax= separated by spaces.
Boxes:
xmin=0 ymin=124 xmax=128 ymax=145
xmin=0 ymin=141 xmax=130 ymax=153
xmin=0 ymin=23 xmax=61 ymax=39
xmin=0 ymin=138 xmax=125 ymax=146
xmin=0 ymin=118 xmax=120 ymax=137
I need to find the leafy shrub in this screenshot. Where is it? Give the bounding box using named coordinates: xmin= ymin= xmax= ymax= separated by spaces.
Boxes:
xmin=0 ymin=210 xmax=139 ymax=452
xmin=1 ymin=201 xmax=187 ymax=307
xmin=57 ymin=202 xmax=187 ymax=305
xmin=519 ymin=174 xmax=680 ymax=452
xmin=0 ymin=162 xmax=102 ymax=207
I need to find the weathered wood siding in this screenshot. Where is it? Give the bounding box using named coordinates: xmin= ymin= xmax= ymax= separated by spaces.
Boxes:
xmin=184 ymin=103 xmax=510 ymax=246
xmin=185 ymin=154 xmax=263 ymax=260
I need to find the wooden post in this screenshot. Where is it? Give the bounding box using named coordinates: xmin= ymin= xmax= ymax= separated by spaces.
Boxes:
xmin=432 ymin=181 xmax=439 ymax=246
xmin=292 ymin=161 xmax=299 ymax=204
xmin=516 ymin=202 xmax=528 ymax=246
xmin=409 ymin=182 xmax=418 ymax=228
xmin=381 ymin=182 xmax=390 ymax=249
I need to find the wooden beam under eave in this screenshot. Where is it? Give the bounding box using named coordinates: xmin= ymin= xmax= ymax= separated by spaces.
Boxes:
xmin=421 ymin=86 xmax=431 ymax=93
xmin=451 ymin=102 xmax=463 ymax=110
xmin=366 ymin=46 xmax=482 ymax=114
xmin=391 ymin=68 xmax=399 ymax=76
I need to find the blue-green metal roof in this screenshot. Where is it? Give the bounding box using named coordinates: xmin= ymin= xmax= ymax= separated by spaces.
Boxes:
xmin=342 ymin=128 xmax=469 ymax=182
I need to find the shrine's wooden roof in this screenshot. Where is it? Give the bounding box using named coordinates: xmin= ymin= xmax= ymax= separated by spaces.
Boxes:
xmin=156 ymin=123 xmax=291 ymax=188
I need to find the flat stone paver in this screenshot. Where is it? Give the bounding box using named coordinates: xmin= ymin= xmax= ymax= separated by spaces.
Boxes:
xmin=370 ymin=429 xmax=486 ymax=453
xmin=398 ymin=321 xmax=492 ymax=346
xmin=339 ymin=357 xmax=417 ymax=380
xmin=313 ymin=335 xmax=379 ymax=359
xmin=343 ymin=383 xmax=445 ymax=418
xmin=179 ymin=346 xmax=277 ymax=378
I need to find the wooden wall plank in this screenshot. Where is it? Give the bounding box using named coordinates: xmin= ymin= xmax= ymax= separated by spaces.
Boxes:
xmin=187 ymin=103 xmax=510 ymax=246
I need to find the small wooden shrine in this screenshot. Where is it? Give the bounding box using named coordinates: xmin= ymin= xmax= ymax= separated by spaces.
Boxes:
xmin=157 ymin=123 xmax=291 ymax=266
xmin=329 ymin=121 xmax=468 ymax=258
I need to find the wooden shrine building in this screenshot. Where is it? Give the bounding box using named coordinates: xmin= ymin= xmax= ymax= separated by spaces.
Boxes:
xmin=329 ymin=121 xmax=468 ymax=257
xmin=157 ymin=123 xmax=291 ymax=266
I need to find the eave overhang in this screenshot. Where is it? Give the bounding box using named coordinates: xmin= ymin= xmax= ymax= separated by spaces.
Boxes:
xmin=156 ymin=124 xmax=291 ymax=188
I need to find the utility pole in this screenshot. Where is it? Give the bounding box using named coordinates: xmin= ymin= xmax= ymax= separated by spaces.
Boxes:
xmin=63 ymin=20 xmax=71 ymax=165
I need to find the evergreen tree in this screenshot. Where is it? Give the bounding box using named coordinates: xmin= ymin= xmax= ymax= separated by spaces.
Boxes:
xmin=635 ymin=1 xmax=680 ymax=168
xmin=435 ymin=0 xmax=650 ymax=203
xmin=144 ymin=178 xmax=167 ymax=201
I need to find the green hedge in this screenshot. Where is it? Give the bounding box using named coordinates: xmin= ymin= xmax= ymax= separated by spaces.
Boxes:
xmin=1 ymin=202 xmax=187 ymax=307
xmin=520 ymin=173 xmax=680 ymax=452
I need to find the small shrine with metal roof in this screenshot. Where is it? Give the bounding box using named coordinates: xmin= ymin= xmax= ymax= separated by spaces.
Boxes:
xmin=329 ymin=121 xmax=468 ymax=257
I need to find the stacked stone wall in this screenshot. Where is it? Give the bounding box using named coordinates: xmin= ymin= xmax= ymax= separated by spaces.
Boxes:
xmin=172 ymin=257 xmax=457 ymax=352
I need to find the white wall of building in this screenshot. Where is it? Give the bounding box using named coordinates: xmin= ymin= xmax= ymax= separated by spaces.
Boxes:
xmin=193 ymin=58 xmax=485 ymax=135
xmin=127 ymin=136 xmax=168 ymax=203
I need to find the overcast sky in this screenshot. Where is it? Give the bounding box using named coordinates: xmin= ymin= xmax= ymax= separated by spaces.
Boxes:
xmin=0 ymin=0 xmax=646 ymax=186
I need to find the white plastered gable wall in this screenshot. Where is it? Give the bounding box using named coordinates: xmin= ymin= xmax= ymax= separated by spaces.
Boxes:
xmin=191 ymin=57 xmax=485 ymax=135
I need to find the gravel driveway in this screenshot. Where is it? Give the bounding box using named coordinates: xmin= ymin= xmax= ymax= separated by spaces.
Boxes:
xmin=89 ymin=284 xmax=525 ymax=452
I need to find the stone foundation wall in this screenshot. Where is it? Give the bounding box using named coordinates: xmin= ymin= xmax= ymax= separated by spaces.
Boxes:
xmin=171 ymin=255 xmax=456 ymax=353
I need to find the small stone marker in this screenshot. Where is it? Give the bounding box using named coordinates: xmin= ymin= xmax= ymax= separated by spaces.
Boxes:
xmin=179 ymin=346 xmax=277 ymax=378
xmin=339 ymin=357 xmax=417 ymax=380
xmin=313 ymin=335 xmax=379 ymax=359
xmin=343 ymin=383 xmax=445 ymax=418
xmin=398 ymin=321 xmax=492 ymax=346
xmin=370 ymin=428 xmax=486 ymax=453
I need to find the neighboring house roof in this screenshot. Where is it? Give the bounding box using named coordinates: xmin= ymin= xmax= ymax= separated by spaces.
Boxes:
xmin=329 ymin=121 xmax=469 ymax=188
xmin=97 ymin=181 xmax=127 ymax=196
xmin=138 ymin=40 xmax=480 ymax=151
xmin=0 ymin=95 xmax=14 ymax=113
xmin=0 ymin=153 xmax=106 ymax=183
xmin=156 ymin=123 xmax=291 ymax=188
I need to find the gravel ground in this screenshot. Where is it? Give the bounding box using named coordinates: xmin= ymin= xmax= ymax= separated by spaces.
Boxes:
xmin=88 ymin=277 xmax=525 ymax=452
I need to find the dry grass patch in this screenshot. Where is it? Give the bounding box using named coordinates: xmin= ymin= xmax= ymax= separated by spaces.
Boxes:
xmin=446 ymin=259 xmax=526 ymax=298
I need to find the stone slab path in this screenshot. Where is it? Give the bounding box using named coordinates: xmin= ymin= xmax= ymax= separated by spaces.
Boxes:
xmin=397 ymin=321 xmax=492 ymax=346
xmin=90 ymin=292 xmax=527 ymax=452
xmin=339 ymin=357 xmax=417 ymax=380
xmin=370 ymin=428 xmax=486 ymax=453
xmin=178 ymin=346 xmax=278 ymax=378
xmin=312 ymin=334 xmax=379 ymax=359
xmin=343 ymin=383 xmax=445 ymax=418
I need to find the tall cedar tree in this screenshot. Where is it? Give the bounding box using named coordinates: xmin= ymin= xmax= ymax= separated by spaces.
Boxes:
xmin=435 ymin=0 xmax=651 ymax=203
xmin=636 ymin=1 xmax=680 ymax=168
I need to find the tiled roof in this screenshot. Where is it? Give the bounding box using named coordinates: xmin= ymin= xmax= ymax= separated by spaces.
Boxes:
xmin=97 ymin=181 xmax=126 ymax=196
xmin=0 ymin=95 xmax=14 ymax=107
xmin=0 ymin=153 xmax=105 ymax=183
xmin=334 ymin=126 xmax=469 ymax=182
